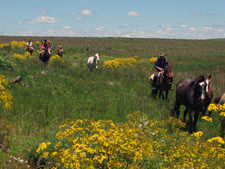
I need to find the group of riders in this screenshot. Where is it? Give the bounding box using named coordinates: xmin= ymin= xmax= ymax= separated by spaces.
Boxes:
xmin=26 ymin=40 xmax=172 ymax=90
xmin=26 ymin=40 xmax=63 ymax=58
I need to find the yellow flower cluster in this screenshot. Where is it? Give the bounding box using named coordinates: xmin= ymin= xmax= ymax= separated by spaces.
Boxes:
xmin=0 ymin=75 xmax=12 ymax=109
xmin=207 ymin=137 xmax=225 ymax=145
xmin=11 ymin=52 xmax=32 ymax=60
xmin=201 ymin=116 xmax=212 ymax=122
xmin=37 ymin=112 xmax=225 ymax=169
xmin=36 ymin=142 xmax=51 ymax=154
xmin=48 ymin=55 xmax=64 ymax=66
xmin=0 ymin=43 xmax=10 ymax=48
xmin=11 ymin=41 xmax=27 ymax=48
xmin=149 ymin=57 xmax=157 ymax=63
xmin=208 ymin=103 xmax=225 ymax=112
xmin=103 ymin=57 xmax=137 ymax=68
xmin=35 ymin=41 xmax=41 ymax=46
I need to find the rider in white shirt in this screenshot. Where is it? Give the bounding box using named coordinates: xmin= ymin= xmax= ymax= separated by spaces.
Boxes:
xmin=27 ymin=40 xmax=33 ymax=50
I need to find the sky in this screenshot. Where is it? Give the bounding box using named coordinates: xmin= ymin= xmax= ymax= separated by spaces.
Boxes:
xmin=1 ymin=0 xmax=225 ymax=39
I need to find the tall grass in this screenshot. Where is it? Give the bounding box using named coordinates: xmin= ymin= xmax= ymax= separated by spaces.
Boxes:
xmin=0 ymin=37 xmax=225 ymax=168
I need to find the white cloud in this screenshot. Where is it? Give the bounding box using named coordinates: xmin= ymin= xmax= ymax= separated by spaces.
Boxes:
xmin=17 ymin=31 xmax=34 ymax=36
xmin=202 ymin=26 xmax=213 ymax=31
xmin=122 ymin=34 xmax=131 ymax=37
xmin=217 ymin=29 xmax=224 ymax=33
xmin=205 ymin=13 xmax=217 ymax=16
xmin=190 ymin=12 xmax=201 ymax=16
xmin=62 ymin=26 xmax=71 ymax=29
xmin=75 ymin=17 xmax=83 ymax=21
xmin=81 ymin=10 xmax=96 ymax=15
xmin=167 ymin=27 xmax=173 ymax=31
xmin=180 ymin=24 xmax=187 ymax=28
xmin=162 ymin=24 xmax=171 ymax=28
xmin=25 ymin=16 xmax=60 ymax=24
xmin=127 ymin=11 xmax=140 ymax=16
xmin=190 ymin=27 xmax=197 ymax=31
xmin=39 ymin=10 xmax=49 ymax=14
xmin=63 ymin=12 xmax=77 ymax=16
xmin=96 ymin=26 xmax=104 ymax=30
xmin=140 ymin=19 xmax=144 ymax=21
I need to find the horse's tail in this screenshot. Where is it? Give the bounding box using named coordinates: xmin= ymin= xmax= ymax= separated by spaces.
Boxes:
xmin=214 ymin=92 xmax=225 ymax=104
xmin=148 ymin=74 xmax=154 ymax=84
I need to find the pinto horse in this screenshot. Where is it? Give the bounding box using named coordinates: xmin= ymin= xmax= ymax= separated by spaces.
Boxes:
xmin=152 ymin=65 xmax=173 ymax=100
xmin=26 ymin=45 xmax=33 ymax=55
xmin=173 ymin=75 xmax=207 ymax=133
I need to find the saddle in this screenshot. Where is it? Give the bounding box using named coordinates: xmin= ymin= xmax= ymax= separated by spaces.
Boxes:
xmin=148 ymin=72 xmax=163 ymax=84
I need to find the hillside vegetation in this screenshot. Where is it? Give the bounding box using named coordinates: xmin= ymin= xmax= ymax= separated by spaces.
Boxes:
xmin=0 ymin=36 xmax=225 ymax=168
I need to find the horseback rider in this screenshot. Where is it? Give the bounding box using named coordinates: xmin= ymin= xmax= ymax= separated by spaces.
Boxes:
xmin=26 ymin=40 xmax=33 ymax=50
xmin=41 ymin=40 xmax=51 ymax=55
xmin=57 ymin=43 xmax=63 ymax=55
xmin=152 ymin=52 xmax=173 ymax=90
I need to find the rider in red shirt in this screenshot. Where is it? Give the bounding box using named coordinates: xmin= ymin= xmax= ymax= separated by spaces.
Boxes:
xmin=42 ymin=40 xmax=50 ymax=48
xmin=41 ymin=40 xmax=51 ymax=55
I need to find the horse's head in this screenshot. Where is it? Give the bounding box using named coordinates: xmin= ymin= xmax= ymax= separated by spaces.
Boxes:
xmin=205 ymin=74 xmax=211 ymax=93
xmin=163 ymin=65 xmax=172 ymax=77
xmin=194 ymin=75 xmax=207 ymax=101
xmin=95 ymin=53 xmax=100 ymax=62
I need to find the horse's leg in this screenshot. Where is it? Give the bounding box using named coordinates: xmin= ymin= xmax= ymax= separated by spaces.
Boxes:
xmin=183 ymin=108 xmax=189 ymax=124
xmin=165 ymin=90 xmax=168 ymax=99
xmin=188 ymin=109 xmax=194 ymax=133
xmin=174 ymin=100 xmax=181 ymax=119
xmin=161 ymin=91 xmax=164 ymax=100
xmin=193 ymin=110 xmax=200 ymax=127
xmin=159 ymin=90 xmax=161 ymax=99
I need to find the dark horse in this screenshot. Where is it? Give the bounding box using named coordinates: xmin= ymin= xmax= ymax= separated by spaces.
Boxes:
xmin=56 ymin=47 xmax=63 ymax=57
xmin=26 ymin=45 xmax=33 ymax=55
xmin=39 ymin=47 xmax=51 ymax=63
xmin=152 ymin=65 xmax=173 ymax=100
xmin=173 ymin=75 xmax=207 ymax=133
xmin=183 ymin=74 xmax=213 ymax=120
xmin=213 ymin=92 xmax=225 ymax=138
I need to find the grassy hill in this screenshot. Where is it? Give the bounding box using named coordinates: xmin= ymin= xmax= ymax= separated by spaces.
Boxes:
xmin=0 ymin=36 xmax=225 ymax=168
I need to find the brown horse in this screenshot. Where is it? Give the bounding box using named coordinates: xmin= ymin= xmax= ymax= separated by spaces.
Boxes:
xmin=39 ymin=47 xmax=51 ymax=63
xmin=26 ymin=45 xmax=33 ymax=55
xmin=152 ymin=65 xmax=173 ymax=100
xmin=173 ymin=75 xmax=207 ymax=133
xmin=56 ymin=47 xmax=63 ymax=57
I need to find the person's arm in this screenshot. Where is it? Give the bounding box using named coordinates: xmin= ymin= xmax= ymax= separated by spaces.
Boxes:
xmin=155 ymin=59 xmax=164 ymax=71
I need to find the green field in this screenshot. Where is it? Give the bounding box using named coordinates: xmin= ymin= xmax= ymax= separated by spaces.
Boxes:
xmin=0 ymin=36 xmax=225 ymax=168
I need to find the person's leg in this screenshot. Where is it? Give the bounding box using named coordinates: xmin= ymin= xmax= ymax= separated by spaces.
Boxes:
xmin=152 ymin=72 xmax=159 ymax=90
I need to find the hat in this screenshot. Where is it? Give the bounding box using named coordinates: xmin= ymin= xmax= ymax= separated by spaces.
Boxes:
xmin=159 ymin=52 xmax=166 ymax=57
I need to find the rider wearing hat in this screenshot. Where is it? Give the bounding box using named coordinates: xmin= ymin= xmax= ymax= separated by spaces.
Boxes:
xmin=152 ymin=52 xmax=173 ymax=90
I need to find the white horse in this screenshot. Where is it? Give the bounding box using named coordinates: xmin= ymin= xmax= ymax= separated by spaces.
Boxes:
xmin=87 ymin=53 xmax=100 ymax=72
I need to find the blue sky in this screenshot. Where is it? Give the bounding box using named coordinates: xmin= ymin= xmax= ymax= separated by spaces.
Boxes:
xmin=1 ymin=0 xmax=225 ymax=39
